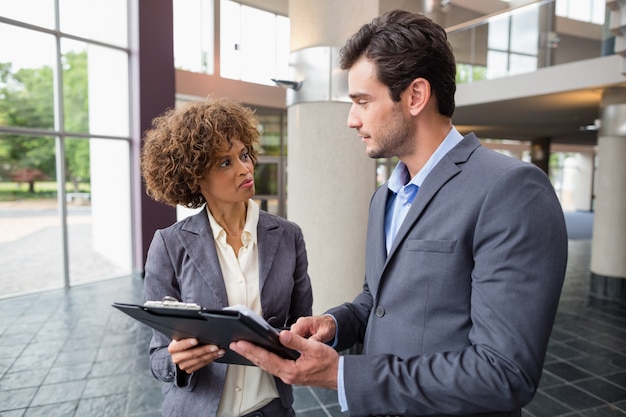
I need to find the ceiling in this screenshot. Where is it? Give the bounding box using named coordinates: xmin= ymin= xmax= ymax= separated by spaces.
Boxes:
xmin=453 ymin=87 xmax=605 ymax=146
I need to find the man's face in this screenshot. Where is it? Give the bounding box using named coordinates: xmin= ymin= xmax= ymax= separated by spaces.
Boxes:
xmin=346 ymin=57 xmax=413 ymax=159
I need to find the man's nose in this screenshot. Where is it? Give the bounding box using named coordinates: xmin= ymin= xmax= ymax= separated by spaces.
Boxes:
xmin=347 ymin=106 xmax=361 ymax=129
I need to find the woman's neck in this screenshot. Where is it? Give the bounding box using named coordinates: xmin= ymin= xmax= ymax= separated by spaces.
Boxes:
xmin=207 ymin=200 xmax=247 ymax=238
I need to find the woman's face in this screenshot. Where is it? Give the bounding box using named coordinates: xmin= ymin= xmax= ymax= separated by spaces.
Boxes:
xmin=198 ymin=138 xmax=255 ymax=206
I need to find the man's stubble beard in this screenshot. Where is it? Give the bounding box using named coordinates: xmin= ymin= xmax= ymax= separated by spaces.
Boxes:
xmin=366 ymin=108 xmax=414 ymax=160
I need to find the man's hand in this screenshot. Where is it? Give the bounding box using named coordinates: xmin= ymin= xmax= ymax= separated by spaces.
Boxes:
xmin=230 ymin=330 xmax=339 ymax=390
xmin=291 ymin=315 xmax=337 ymax=343
xmin=168 ymin=338 xmax=225 ymax=373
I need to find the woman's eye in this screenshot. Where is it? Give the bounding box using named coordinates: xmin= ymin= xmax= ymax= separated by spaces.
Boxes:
xmin=219 ymin=159 xmax=231 ymax=168
xmin=242 ymin=152 xmax=250 ymax=160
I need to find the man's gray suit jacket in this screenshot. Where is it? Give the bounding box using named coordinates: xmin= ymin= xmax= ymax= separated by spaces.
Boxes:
xmin=144 ymin=208 xmax=313 ymax=417
xmin=328 ymin=133 xmax=568 ymax=417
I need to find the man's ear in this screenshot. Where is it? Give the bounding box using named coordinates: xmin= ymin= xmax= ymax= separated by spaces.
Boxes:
xmin=408 ymin=78 xmax=430 ymax=116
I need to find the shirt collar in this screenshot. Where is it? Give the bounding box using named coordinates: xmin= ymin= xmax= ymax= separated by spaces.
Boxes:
xmin=387 ymin=126 xmax=464 ymax=193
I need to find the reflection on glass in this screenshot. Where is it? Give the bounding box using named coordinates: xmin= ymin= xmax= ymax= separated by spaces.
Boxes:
xmin=510 ymin=8 xmax=538 ymax=55
xmin=0 ymin=0 xmax=55 ymax=28
xmin=59 ymin=0 xmax=128 ymax=47
xmin=0 ymin=24 xmax=56 ymax=130
xmin=0 ymin=134 xmax=63 ymax=296
xmin=68 ymin=138 xmax=132 ymax=285
xmin=509 ymin=54 xmax=537 ymax=76
xmin=486 ymin=50 xmax=508 ymax=79
xmin=61 ymin=39 xmax=130 ymax=137
xmin=488 ymin=16 xmax=509 ymax=51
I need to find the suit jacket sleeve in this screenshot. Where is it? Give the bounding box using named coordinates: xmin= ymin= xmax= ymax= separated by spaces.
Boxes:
xmin=143 ymin=228 xmax=190 ymax=386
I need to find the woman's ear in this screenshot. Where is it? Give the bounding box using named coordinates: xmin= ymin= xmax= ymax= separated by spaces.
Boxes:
xmin=408 ymin=78 xmax=431 ymax=116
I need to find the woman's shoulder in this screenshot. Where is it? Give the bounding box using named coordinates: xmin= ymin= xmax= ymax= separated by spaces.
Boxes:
xmin=156 ymin=208 xmax=209 ymax=235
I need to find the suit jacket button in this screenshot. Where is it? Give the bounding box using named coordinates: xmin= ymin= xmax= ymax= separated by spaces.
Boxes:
xmin=375 ymin=306 xmax=385 ymax=317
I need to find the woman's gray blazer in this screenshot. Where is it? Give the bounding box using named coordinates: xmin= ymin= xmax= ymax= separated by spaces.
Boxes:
xmin=144 ymin=208 xmax=313 ymax=417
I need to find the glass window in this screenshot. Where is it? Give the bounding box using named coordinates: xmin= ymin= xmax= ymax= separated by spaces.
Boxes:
xmin=0 ymin=133 xmax=64 ymax=295
xmin=0 ymin=1 xmax=133 ymax=297
xmin=59 ymin=0 xmax=128 ymax=47
xmin=220 ymin=0 xmax=290 ymax=86
xmin=61 ymin=40 xmax=130 ymax=137
xmin=0 ymin=24 xmax=56 ymax=130
xmin=174 ymin=0 xmax=214 ymax=73
xmin=555 ymin=0 xmax=605 ymax=25
xmin=0 ymin=0 xmax=55 ymax=29
xmin=220 ymin=0 xmax=243 ymax=80
xmin=487 ymin=9 xmax=538 ymax=79
xmin=509 ymin=54 xmax=537 ymax=75
xmin=69 ymin=138 xmax=132 ymax=285
xmin=510 ymin=8 xmax=538 ymax=55
xmin=567 ymin=0 xmax=592 ymax=22
xmin=486 ymin=50 xmax=509 ymax=79
xmin=254 ymin=161 xmax=278 ymax=196
xmin=257 ymin=113 xmax=283 ymax=156
xmin=488 ymin=16 xmax=510 ymax=51
xmin=254 ymin=111 xmax=285 ymax=217
xmin=240 ymin=5 xmax=277 ymax=85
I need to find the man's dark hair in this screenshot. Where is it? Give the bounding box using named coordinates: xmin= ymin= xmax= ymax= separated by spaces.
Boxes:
xmin=339 ymin=9 xmax=456 ymax=117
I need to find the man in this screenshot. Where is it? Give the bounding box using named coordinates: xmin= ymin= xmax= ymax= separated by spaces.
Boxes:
xmin=231 ymin=9 xmax=567 ymax=417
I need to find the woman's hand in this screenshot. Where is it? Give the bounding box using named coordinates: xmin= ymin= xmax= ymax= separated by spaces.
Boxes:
xmin=168 ymin=338 xmax=225 ymax=373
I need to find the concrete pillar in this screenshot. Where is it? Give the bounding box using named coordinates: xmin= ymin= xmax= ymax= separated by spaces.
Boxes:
xmin=286 ymin=0 xmax=378 ymax=314
xmin=590 ymin=87 xmax=626 ymax=302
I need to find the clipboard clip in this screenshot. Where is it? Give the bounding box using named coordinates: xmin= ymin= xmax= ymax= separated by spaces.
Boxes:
xmin=143 ymin=296 xmax=202 ymax=310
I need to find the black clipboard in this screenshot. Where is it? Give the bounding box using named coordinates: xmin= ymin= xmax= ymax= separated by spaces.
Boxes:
xmin=112 ymin=302 xmax=299 ymax=366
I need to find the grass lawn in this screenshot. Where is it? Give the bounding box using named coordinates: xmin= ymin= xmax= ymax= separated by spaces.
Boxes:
xmin=0 ymin=181 xmax=90 ymax=201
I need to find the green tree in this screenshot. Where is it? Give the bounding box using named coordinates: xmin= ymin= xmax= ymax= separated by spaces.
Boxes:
xmin=0 ymin=50 xmax=90 ymax=194
xmin=0 ymin=62 xmax=55 ymax=192
xmin=62 ymin=51 xmax=90 ymax=192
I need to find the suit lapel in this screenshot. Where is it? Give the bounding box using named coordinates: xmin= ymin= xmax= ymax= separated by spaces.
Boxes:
xmin=257 ymin=212 xmax=283 ymax=293
xmin=177 ymin=210 xmax=229 ymax=307
xmin=385 ymin=134 xmax=480 ymax=261
xmin=368 ymin=186 xmax=391 ymax=287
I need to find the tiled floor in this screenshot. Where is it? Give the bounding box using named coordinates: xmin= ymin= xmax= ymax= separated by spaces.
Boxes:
xmin=1 ymin=237 xmax=626 ymax=416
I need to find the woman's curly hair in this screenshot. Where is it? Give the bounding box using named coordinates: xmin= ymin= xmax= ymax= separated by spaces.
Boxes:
xmin=141 ymin=96 xmax=260 ymax=208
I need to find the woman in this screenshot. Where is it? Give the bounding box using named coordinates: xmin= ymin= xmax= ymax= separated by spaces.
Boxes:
xmin=141 ymin=96 xmax=313 ymax=417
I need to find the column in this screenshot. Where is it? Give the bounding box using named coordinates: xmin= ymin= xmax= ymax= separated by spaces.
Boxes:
xmin=286 ymin=0 xmax=378 ymax=314
xmin=132 ymin=0 xmax=177 ymax=275
xmin=590 ymin=86 xmax=626 ymax=302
